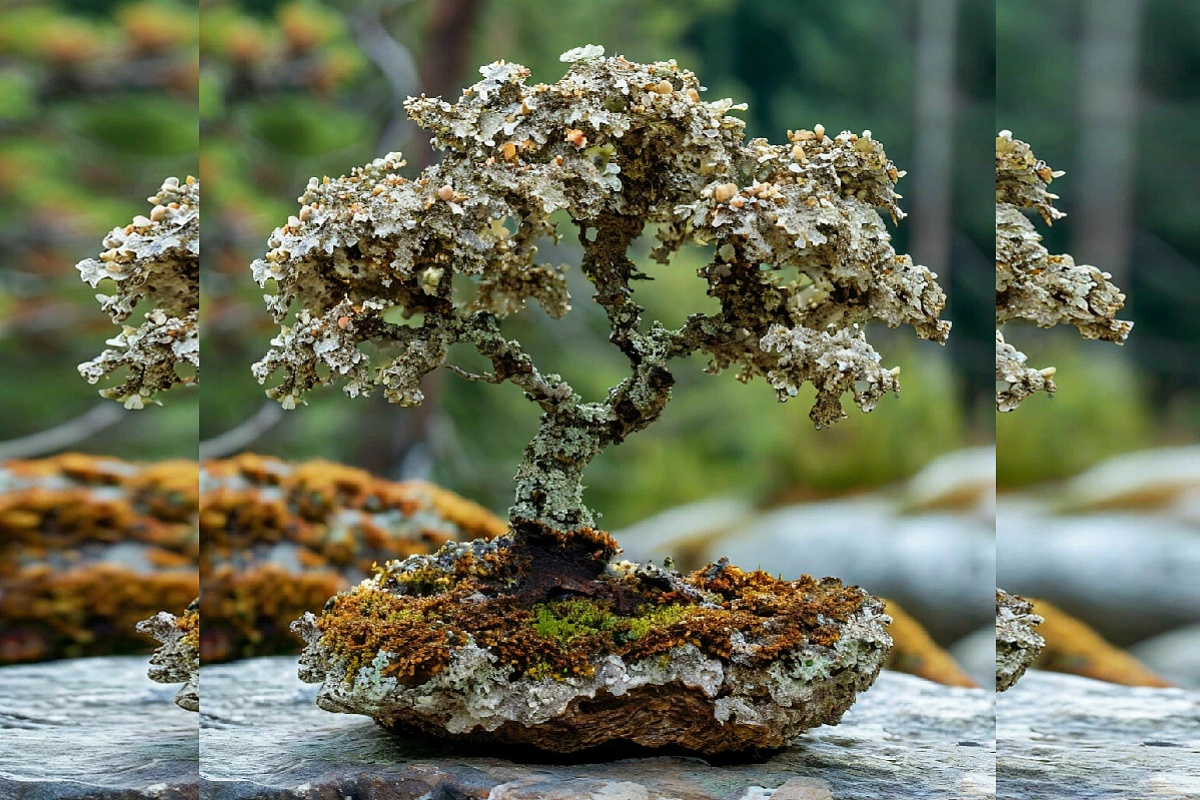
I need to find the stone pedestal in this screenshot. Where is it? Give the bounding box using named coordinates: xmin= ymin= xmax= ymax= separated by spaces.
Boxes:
xmin=0 ymin=656 xmax=198 ymax=799
xmin=998 ymin=670 xmax=1200 ymax=799
xmin=201 ymin=657 xmax=994 ymax=800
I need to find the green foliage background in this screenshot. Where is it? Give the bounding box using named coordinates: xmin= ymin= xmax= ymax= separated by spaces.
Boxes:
xmin=0 ymin=0 xmax=198 ymax=459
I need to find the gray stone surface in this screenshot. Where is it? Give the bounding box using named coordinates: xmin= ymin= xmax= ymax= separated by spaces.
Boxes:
xmin=0 ymin=656 xmax=198 ymax=799
xmin=201 ymin=656 xmax=994 ymax=800
xmin=998 ymin=671 xmax=1200 ymax=799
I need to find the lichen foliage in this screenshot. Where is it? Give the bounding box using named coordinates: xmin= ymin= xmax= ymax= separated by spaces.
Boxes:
xmin=995 ymin=132 xmax=1132 ymax=412
xmin=252 ymin=46 xmax=948 ymax=530
xmin=77 ymin=176 xmax=200 ymax=408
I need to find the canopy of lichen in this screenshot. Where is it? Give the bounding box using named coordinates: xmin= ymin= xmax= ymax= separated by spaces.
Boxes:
xmin=253 ymin=47 xmax=948 ymax=529
xmin=995 ymin=132 xmax=1132 ymax=412
xmin=77 ymin=176 xmax=200 ymax=408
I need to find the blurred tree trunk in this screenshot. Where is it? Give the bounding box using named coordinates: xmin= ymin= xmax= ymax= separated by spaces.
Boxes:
xmin=356 ymin=0 xmax=483 ymax=478
xmin=910 ymin=0 xmax=959 ymax=283
xmin=1073 ymin=0 xmax=1143 ymax=286
xmin=419 ymin=0 xmax=481 ymax=106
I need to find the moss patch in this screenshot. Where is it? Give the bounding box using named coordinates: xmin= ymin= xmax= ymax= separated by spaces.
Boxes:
xmin=316 ymin=540 xmax=867 ymax=686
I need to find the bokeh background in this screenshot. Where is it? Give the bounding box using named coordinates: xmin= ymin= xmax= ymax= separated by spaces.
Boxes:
xmin=200 ymin=0 xmax=995 ymax=523
xmin=0 ymin=0 xmax=199 ymax=461
xmin=996 ymin=0 xmax=1200 ymax=688
xmin=0 ymin=0 xmax=199 ymax=666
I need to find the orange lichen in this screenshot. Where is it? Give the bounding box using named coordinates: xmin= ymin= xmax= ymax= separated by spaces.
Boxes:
xmin=0 ymin=455 xmax=198 ymax=663
xmin=316 ymin=549 xmax=867 ymax=685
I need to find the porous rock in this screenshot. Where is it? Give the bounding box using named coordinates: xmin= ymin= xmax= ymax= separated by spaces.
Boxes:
xmin=995 ymin=588 xmax=1043 ymax=692
xmin=291 ymin=530 xmax=891 ymax=754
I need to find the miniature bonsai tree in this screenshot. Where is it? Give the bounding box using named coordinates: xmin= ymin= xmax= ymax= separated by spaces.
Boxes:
xmin=254 ymin=47 xmax=946 ymax=753
xmin=995 ymin=132 xmax=1131 ymax=411
xmin=77 ymin=176 xmax=199 ymax=409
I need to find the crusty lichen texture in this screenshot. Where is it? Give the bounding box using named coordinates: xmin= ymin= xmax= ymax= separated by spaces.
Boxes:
xmin=77 ymin=176 xmax=199 ymax=409
xmin=996 ymin=588 xmax=1044 ymax=692
xmin=137 ymin=597 xmax=200 ymax=712
xmin=253 ymin=46 xmax=948 ymax=533
xmin=995 ymin=132 xmax=1131 ymax=412
xmin=294 ymin=530 xmax=891 ymax=753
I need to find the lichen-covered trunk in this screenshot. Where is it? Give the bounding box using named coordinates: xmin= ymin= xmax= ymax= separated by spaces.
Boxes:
xmin=510 ymin=409 xmax=605 ymax=532
xmin=507 ymin=217 xmax=673 ymax=542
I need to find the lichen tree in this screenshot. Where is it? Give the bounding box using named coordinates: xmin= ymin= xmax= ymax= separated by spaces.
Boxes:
xmin=253 ymin=46 xmax=949 ymax=539
xmin=77 ymin=176 xmax=199 ymax=409
xmin=995 ymin=132 xmax=1131 ymax=411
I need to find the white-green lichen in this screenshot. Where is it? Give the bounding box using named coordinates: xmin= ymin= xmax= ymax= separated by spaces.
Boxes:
xmin=77 ymin=176 xmax=199 ymax=408
xmin=995 ymin=131 xmax=1131 ymax=411
xmin=137 ymin=598 xmax=199 ymax=712
xmin=996 ymin=588 xmax=1044 ymax=692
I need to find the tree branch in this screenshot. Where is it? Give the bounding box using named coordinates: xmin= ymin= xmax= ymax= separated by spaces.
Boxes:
xmin=198 ymin=402 xmax=286 ymax=460
xmin=0 ymin=403 xmax=125 ymax=461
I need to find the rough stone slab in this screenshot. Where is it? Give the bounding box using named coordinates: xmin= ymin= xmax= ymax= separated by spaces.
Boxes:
xmin=201 ymin=657 xmax=994 ymax=800
xmin=998 ymin=670 xmax=1200 ymax=799
xmin=0 ymin=656 xmax=198 ymax=799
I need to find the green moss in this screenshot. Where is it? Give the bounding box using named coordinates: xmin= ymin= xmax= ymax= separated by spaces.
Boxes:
xmin=622 ymin=603 xmax=693 ymax=641
xmin=531 ymin=598 xmax=618 ymax=644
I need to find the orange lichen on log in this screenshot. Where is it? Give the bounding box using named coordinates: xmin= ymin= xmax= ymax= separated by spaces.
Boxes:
xmin=1030 ymin=599 xmax=1173 ymax=687
xmin=200 ymin=454 xmax=506 ymax=661
xmin=0 ymin=454 xmax=199 ymax=663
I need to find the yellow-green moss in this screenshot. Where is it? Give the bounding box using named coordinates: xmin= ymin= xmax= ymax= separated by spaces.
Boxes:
xmin=317 ymin=557 xmax=866 ymax=687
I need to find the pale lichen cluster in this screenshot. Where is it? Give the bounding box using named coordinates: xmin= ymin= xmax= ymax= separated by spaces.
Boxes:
xmin=996 ymin=588 xmax=1044 ymax=692
xmin=77 ymin=176 xmax=200 ymax=409
xmin=253 ymin=46 xmax=948 ymax=531
xmin=137 ymin=597 xmax=200 ymax=712
xmin=995 ymin=132 xmax=1131 ymax=411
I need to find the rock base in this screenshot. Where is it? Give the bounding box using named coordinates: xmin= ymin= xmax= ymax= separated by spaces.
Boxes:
xmin=293 ymin=529 xmax=891 ymax=753
xmin=0 ymin=656 xmax=198 ymax=799
xmin=996 ymin=588 xmax=1043 ymax=691
xmin=138 ymin=598 xmax=200 ymax=711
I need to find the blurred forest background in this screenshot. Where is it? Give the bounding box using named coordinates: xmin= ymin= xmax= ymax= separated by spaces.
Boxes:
xmin=0 ymin=0 xmax=198 ymax=460
xmin=996 ymin=0 xmax=1200 ymax=486
xmin=198 ymin=0 xmax=995 ymax=525
xmin=994 ymin=0 xmax=1200 ymax=688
